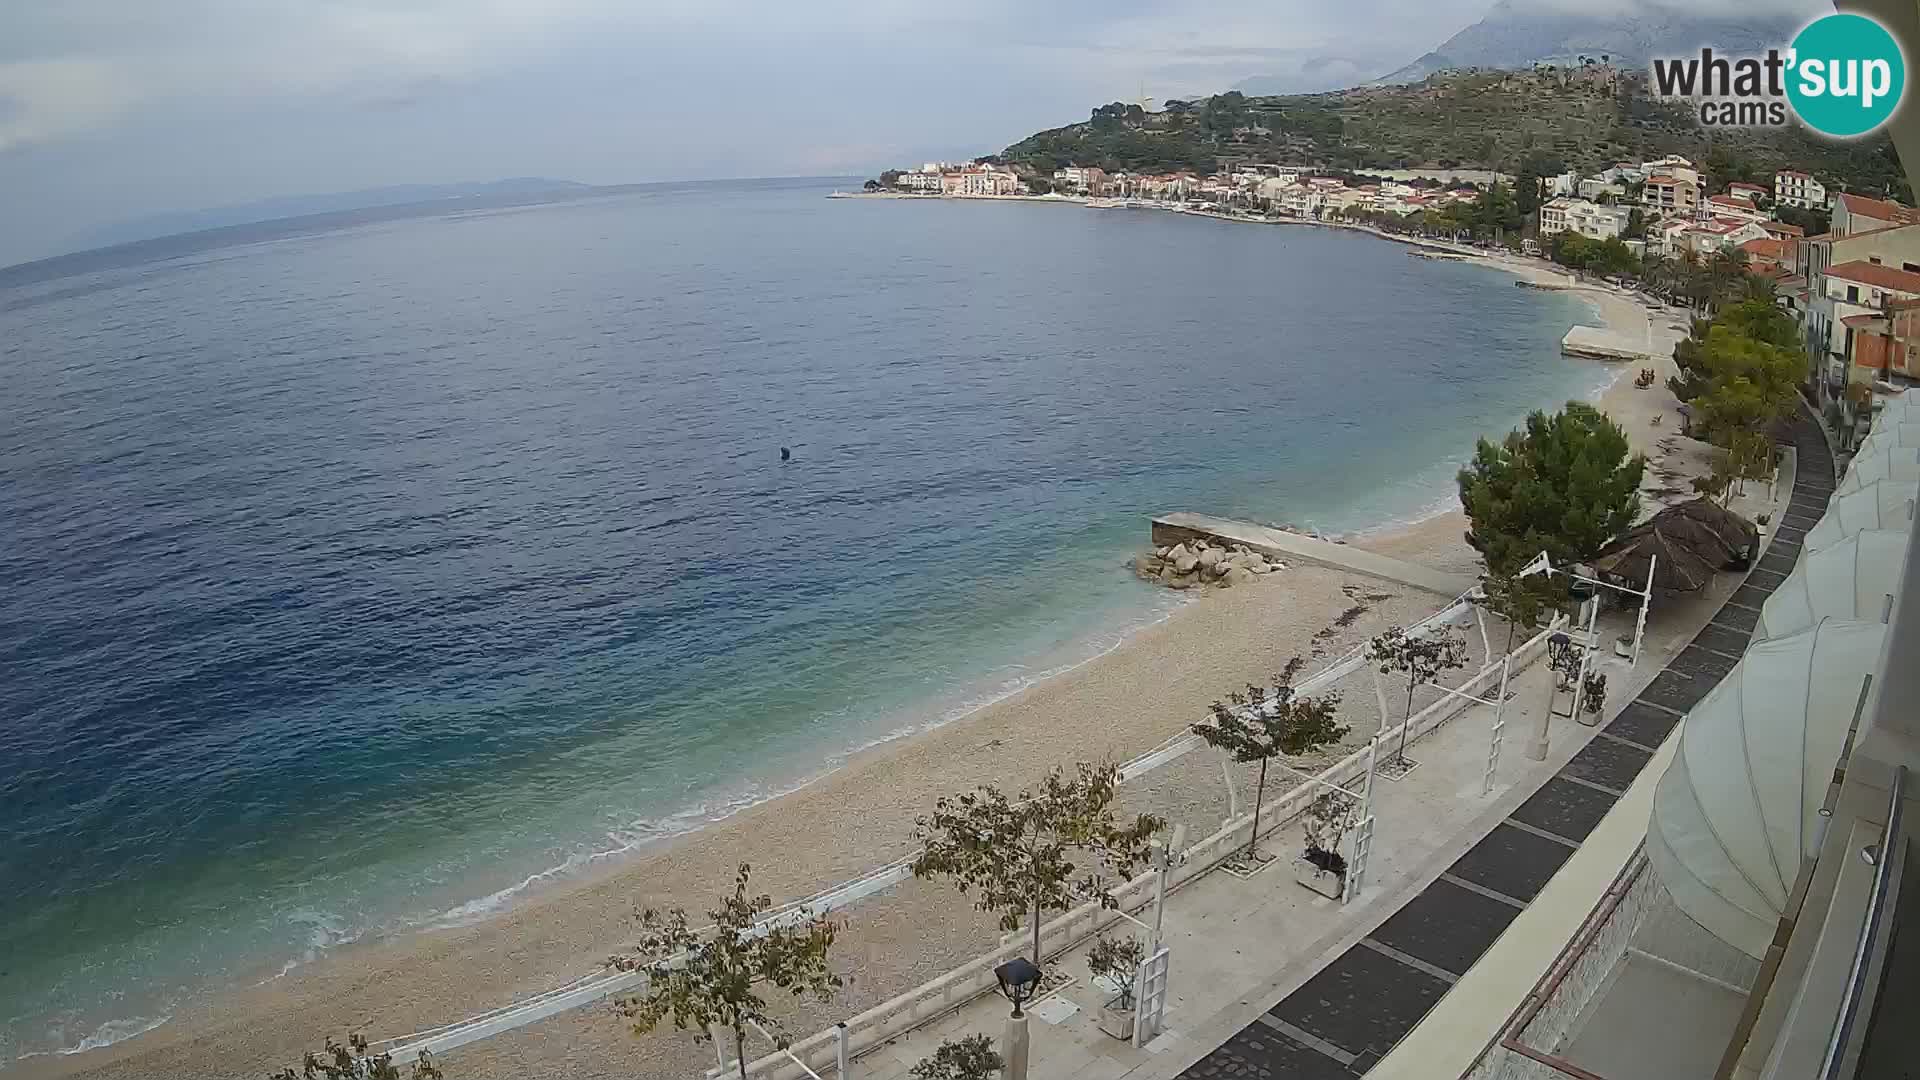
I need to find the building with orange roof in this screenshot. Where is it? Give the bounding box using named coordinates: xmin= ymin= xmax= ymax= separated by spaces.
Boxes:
xmin=1831 ymin=191 xmax=1918 ymax=237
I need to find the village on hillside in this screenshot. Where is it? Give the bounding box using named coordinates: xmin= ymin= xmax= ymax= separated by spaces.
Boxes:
xmin=862 ymin=152 xmax=1919 ymax=456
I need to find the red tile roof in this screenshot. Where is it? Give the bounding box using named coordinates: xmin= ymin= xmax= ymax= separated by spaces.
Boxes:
xmin=1765 ymin=222 xmax=1807 ymax=237
xmin=1843 ymin=313 xmax=1886 ymax=329
xmin=1826 ymin=260 xmax=1920 ymax=293
xmin=1836 ymin=192 xmax=1917 ymax=224
xmin=1740 ymin=238 xmax=1791 ymax=261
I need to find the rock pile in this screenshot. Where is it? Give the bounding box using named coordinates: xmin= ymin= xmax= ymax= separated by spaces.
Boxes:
xmin=1131 ymin=539 xmax=1284 ymax=590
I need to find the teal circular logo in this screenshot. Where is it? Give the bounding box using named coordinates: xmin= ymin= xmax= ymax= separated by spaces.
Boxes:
xmin=1787 ymin=13 xmax=1906 ymax=138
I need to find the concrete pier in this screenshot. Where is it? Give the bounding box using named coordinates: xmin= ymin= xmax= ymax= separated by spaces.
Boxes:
xmin=1562 ymin=324 xmax=1655 ymax=362
xmin=1151 ymin=512 xmax=1477 ymax=597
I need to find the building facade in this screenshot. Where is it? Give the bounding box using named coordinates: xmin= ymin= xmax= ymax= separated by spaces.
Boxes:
xmin=1775 ymin=169 xmax=1828 ymax=208
xmin=1540 ymin=197 xmax=1631 ymax=240
xmin=1643 ymin=173 xmax=1700 ymax=217
xmin=940 ymin=168 xmax=1023 ymax=196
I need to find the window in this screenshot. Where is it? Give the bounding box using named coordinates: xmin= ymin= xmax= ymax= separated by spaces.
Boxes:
xmin=1849 ymin=285 xmax=1861 ymax=302
xmin=1871 ymin=256 xmax=1884 ymax=265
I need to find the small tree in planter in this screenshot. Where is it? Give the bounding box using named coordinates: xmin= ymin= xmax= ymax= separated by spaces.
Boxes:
xmin=1087 ymin=934 xmax=1147 ymax=1040
xmin=610 ymin=864 xmax=842 ymax=1080
xmin=1192 ymin=657 xmax=1347 ymax=868
xmin=914 ymin=761 xmax=1163 ymax=970
xmin=1296 ymin=790 xmax=1360 ymax=899
xmin=911 ymin=1034 xmax=1003 ymax=1080
xmin=1368 ymin=625 xmax=1470 ymax=769
xmin=270 ymin=1035 xmax=443 ymax=1080
xmin=1582 ymin=670 xmax=1609 ymax=717
xmin=1475 ymin=571 xmax=1561 ymax=654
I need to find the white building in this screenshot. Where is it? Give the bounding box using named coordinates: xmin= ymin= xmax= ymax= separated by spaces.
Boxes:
xmin=897 ymin=171 xmax=943 ymax=192
xmin=1578 ymin=178 xmax=1626 ymax=201
xmin=1775 ymin=169 xmax=1828 ymax=209
xmin=1539 ymin=197 xmax=1631 ymax=240
xmin=1546 ymin=170 xmax=1581 ymax=197
xmin=1679 ymin=218 xmax=1769 ymax=256
xmin=1702 ymin=194 xmax=1770 ymax=224
xmin=940 ymin=168 xmax=1023 ymax=196
xmin=1051 ymin=166 xmax=1106 ymax=192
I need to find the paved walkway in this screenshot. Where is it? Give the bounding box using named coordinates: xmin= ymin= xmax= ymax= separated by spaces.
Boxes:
xmin=1169 ymin=408 xmax=1835 ymax=1079
xmin=1151 ymin=513 xmax=1477 ymax=598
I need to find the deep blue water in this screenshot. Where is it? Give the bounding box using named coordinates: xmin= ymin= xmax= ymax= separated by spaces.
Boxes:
xmin=0 ymin=178 xmax=1599 ymax=1060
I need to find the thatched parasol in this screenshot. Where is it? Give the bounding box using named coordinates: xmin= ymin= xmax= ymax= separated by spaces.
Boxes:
xmin=1660 ymin=497 xmax=1760 ymax=566
xmin=1591 ymin=499 xmax=1757 ymax=592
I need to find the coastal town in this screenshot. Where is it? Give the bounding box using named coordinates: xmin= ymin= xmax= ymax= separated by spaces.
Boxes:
xmin=862 ymin=151 xmax=1919 ymax=450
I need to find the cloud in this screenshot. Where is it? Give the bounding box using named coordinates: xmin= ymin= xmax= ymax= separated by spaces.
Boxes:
xmin=0 ymin=58 xmax=131 ymax=152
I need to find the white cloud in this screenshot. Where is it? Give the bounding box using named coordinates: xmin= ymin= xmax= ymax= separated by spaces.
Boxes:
xmin=0 ymin=58 xmax=131 ymax=152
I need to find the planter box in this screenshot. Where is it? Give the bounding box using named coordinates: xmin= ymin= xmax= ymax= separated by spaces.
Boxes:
xmin=1097 ymin=998 xmax=1137 ymax=1041
xmin=1293 ymin=857 xmax=1345 ymax=900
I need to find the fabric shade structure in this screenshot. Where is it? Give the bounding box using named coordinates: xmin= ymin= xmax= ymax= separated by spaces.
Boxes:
xmin=1803 ymin=479 xmax=1918 ymax=552
xmin=1837 ymin=446 xmax=1920 ymax=494
xmin=1854 ymin=421 xmax=1920 ymax=461
xmin=1591 ymin=498 xmax=1757 ymax=592
xmin=1754 ymin=530 xmax=1909 ymax=641
xmin=1648 ymin=619 xmax=1888 ymax=958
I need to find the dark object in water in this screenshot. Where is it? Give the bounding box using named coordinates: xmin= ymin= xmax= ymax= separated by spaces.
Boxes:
xmin=780 ymin=446 xmax=791 ymax=461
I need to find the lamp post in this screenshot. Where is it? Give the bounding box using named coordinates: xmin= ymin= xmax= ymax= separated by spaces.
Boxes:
xmin=1533 ymin=631 xmax=1575 ymax=760
xmin=995 ymin=957 xmax=1042 ymax=1080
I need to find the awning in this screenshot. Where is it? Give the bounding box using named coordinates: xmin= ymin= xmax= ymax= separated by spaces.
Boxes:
xmin=1648 ymin=619 xmax=1887 ymax=958
xmin=1591 ymin=498 xmax=1756 ymax=591
xmin=1804 ymin=479 xmax=1917 ymax=552
xmin=1837 ymin=447 xmax=1920 ymax=494
xmin=1755 ymin=530 xmax=1909 ymax=641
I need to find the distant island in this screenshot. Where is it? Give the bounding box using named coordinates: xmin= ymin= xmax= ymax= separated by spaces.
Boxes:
xmin=79 ymin=178 xmax=597 ymax=250
xmin=0 ymin=176 xmax=854 ymax=288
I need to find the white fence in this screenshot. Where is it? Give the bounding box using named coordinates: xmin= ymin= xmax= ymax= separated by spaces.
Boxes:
xmin=722 ymin=617 xmax=1566 ymax=1080
xmin=372 ymin=588 xmax=1558 ymax=1071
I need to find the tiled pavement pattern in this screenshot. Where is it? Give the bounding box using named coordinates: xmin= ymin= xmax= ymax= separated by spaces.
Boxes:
xmin=1180 ymin=413 xmax=1835 ymax=1078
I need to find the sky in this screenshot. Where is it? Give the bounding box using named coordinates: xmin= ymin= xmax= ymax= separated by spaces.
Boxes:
xmin=0 ymin=0 xmax=1504 ymax=264
xmin=0 ymin=0 xmax=1821 ymax=267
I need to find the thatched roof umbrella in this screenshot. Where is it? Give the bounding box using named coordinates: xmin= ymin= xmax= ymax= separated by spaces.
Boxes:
xmin=1591 ymin=499 xmax=1756 ymax=592
xmin=1662 ymin=497 xmax=1760 ymax=565
xmin=1592 ymin=522 xmax=1720 ymax=591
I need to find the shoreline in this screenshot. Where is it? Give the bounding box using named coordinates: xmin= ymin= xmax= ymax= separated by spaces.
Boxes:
xmin=18 ymin=216 xmax=1684 ymax=1080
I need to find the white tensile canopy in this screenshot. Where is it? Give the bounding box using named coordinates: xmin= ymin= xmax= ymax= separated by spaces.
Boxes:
xmin=1803 ymin=479 xmax=1917 ymax=552
xmin=1755 ymin=530 xmax=1909 ymax=641
xmin=1854 ymin=421 xmax=1920 ymax=461
xmin=1872 ymin=391 xmax=1917 ymax=424
xmin=1647 ymin=619 xmax=1887 ymax=959
xmin=1837 ymin=447 xmax=1920 ymax=494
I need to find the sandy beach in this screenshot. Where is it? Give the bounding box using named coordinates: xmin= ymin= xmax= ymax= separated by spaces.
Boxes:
xmin=21 ymin=235 xmax=1696 ymax=1080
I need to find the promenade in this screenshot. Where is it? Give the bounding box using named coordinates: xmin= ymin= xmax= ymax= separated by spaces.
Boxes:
xmin=827 ymin=420 xmax=1821 ymax=1080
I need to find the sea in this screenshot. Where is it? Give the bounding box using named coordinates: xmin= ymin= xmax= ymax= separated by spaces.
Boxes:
xmin=0 ymin=177 xmax=1604 ymax=1062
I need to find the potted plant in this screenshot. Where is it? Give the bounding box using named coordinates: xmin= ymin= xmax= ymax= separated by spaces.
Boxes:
xmin=911 ymin=1035 xmax=1003 ymax=1080
xmin=1294 ymin=791 xmax=1358 ymax=899
xmin=1087 ymin=935 xmax=1146 ymax=1039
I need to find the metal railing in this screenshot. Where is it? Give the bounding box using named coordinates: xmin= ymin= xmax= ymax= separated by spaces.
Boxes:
xmin=1819 ymin=764 xmax=1908 ymax=1080
xmin=372 ymin=586 xmax=1507 ymax=1065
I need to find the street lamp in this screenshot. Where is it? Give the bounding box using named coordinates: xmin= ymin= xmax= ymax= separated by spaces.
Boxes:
xmin=1531 ymin=630 xmax=1577 ymax=761
xmin=994 ymin=957 xmax=1042 ymax=1018
xmin=994 ymin=957 xmax=1042 ymax=1080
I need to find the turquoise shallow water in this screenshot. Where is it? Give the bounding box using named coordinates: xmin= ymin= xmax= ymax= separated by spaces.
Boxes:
xmin=0 ymin=179 xmax=1602 ymax=1060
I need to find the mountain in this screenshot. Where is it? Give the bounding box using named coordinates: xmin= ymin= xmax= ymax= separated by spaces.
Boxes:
xmin=76 ymin=178 xmax=594 ymax=250
xmin=1370 ymin=0 xmax=1812 ymax=86
xmin=999 ymin=71 xmax=1910 ymax=203
xmin=1231 ymin=54 xmax=1396 ymax=97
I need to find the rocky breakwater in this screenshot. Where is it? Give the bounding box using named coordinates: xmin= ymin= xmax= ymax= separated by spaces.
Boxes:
xmin=1131 ymin=538 xmax=1284 ymax=591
